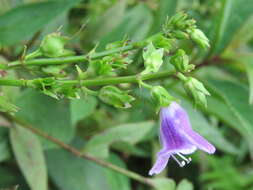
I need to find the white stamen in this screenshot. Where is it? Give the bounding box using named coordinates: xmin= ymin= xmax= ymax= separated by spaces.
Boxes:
xmin=177 ymin=153 xmax=192 ymax=164
xmin=171 ymin=155 xmax=185 ymax=167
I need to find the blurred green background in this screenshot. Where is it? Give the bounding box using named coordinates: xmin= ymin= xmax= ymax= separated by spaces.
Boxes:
xmin=0 ymin=0 xmax=253 ymax=190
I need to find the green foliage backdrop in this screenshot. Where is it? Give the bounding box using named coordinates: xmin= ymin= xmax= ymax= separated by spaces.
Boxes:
xmin=0 ymin=0 xmax=253 ymax=190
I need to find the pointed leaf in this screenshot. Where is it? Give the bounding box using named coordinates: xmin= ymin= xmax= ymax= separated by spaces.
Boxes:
xmin=0 ymin=0 xmax=82 ymax=45
xmin=70 ymin=96 xmax=97 ymax=126
xmin=15 ymin=89 xmax=74 ymax=149
xmin=83 ymin=121 xmax=155 ymax=158
xmin=46 ymin=147 xmax=130 ymax=190
xmin=97 ymin=4 xmax=153 ymax=50
xmin=209 ymin=0 xmax=253 ymax=55
xmin=10 ymin=125 xmax=47 ymax=190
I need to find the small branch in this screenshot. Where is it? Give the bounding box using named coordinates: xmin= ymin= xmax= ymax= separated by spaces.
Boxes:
xmin=3 ymin=113 xmax=154 ymax=187
xmin=0 ymin=70 xmax=176 ymax=88
xmin=7 ymin=42 xmax=145 ymax=68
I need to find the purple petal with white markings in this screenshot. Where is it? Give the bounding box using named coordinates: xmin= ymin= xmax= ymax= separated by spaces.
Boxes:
xmin=149 ymin=101 xmax=215 ymax=175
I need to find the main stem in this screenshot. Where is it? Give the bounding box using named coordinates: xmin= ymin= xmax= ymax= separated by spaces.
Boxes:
xmin=0 ymin=70 xmax=176 ymax=88
xmin=7 ymin=42 xmax=144 ymax=68
xmin=4 ymin=113 xmax=154 ymax=187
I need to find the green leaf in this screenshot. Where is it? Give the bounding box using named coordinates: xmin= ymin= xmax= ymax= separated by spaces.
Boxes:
xmin=0 ymin=166 xmax=28 ymax=189
xmin=97 ymin=3 xmax=153 ymax=50
xmin=241 ymin=55 xmax=253 ymax=104
xmin=83 ymin=121 xmax=155 ymax=158
xmin=70 ymin=96 xmax=97 ymax=126
xmin=10 ymin=125 xmax=48 ymax=190
xmin=15 ymin=89 xmax=74 ymax=149
xmin=180 ymin=99 xmax=238 ymax=154
xmin=84 ymin=0 xmax=127 ymax=43
xmin=0 ymin=0 xmax=82 ymax=45
xmin=209 ymin=0 xmax=253 ymax=55
xmin=46 ymin=147 xmax=130 ymax=190
xmin=176 ymin=179 xmax=193 ymax=190
xmin=0 ymin=127 xmax=11 ymax=162
xmin=152 ymin=0 xmax=177 ymax=33
xmin=151 ymin=177 xmax=176 ymax=190
xmin=204 ymin=79 xmax=253 ymax=151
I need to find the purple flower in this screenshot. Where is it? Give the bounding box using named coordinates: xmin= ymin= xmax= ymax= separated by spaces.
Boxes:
xmin=149 ymin=102 xmax=215 ymax=176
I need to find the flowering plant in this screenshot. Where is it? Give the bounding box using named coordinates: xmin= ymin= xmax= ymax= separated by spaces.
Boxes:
xmin=0 ymin=0 xmax=252 ymax=190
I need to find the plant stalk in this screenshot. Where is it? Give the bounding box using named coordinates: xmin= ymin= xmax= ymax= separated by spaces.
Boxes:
xmin=7 ymin=42 xmax=145 ymax=68
xmin=3 ymin=113 xmax=154 ymax=187
xmin=0 ymin=70 xmax=176 ymax=88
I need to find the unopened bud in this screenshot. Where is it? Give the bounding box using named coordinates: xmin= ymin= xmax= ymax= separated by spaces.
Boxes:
xmin=147 ymin=33 xmax=173 ymax=51
xmin=98 ymin=86 xmax=135 ymax=108
xmin=184 ymin=77 xmax=210 ymax=107
xmin=142 ymin=43 xmax=164 ymax=74
xmin=151 ymin=86 xmax=175 ymax=110
xmin=170 ymin=49 xmax=194 ymax=72
xmin=190 ymin=29 xmax=210 ymax=49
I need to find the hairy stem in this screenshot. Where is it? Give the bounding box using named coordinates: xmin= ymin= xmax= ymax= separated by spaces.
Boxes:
xmin=0 ymin=70 xmax=176 ymax=88
xmin=7 ymin=42 xmax=145 ymax=68
xmin=3 ymin=113 xmax=154 ymax=187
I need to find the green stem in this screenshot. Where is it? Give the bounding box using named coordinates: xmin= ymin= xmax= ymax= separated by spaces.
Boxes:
xmin=61 ymin=71 xmax=176 ymax=86
xmin=0 ymin=79 xmax=31 ymax=87
xmin=176 ymin=72 xmax=187 ymax=82
xmin=3 ymin=113 xmax=154 ymax=187
xmin=7 ymin=42 xmax=145 ymax=68
xmin=0 ymin=71 xmax=176 ymax=88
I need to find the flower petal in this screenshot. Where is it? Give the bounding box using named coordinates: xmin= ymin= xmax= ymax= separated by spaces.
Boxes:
xmin=180 ymin=129 xmax=215 ymax=154
xmin=160 ymin=102 xmax=193 ymax=131
xmin=149 ymin=154 xmax=170 ymax=176
xmin=159 ymin=104 xmax=197 ymax=153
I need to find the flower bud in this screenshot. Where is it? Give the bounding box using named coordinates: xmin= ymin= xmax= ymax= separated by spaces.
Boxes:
xmin=147 ymin=33 xmax=173 ymax=51
xmin=171 ymin=30 xmax=189 ymax=39
xmin=98 ymin=86 xmax=135 ymax=108
xmin=170 ymin=49 xmax=195 ymax=72
xmin=88 ymin=60 xmax=113 ymax=76
xmin=170 ymin=12 xmax=188 ymax=26
xmin=184 ymin=77 xmax=210 ymax=107
xmin=151 ymin=86 xmax=176 ymax=110
xmin=190 ymin=29 xmax=210 ymax=49
xmin=75 ymin=65 xmax=87 ymax=80
xmin=142 ymin=43 xmax=164 ymax=74
xmin=39 ymin=33 xmax=71 ymax=57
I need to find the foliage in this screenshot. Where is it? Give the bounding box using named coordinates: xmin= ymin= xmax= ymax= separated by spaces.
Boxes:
xmin=0 ymin=0 xmax=253 ymax=190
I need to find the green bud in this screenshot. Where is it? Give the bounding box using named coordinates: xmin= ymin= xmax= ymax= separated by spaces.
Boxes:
xmin=89 ymin=60 xmax=113 ymax=76
xmin=190 ymin=29 xmax=210 ymax=49
xmin=31 ymin=78 xmax=58 ymax=99
xmin=42 ymin=65 xmax=66 ymax=77
xmin=56 ymin=84 xmax=80 ymax=99
xmin=98 ymin=86 xmax=135 ymax=108
xmin=184 ymin=19 xmax=196 ymax=27
xmin=105 ymin=39 xmax=129 ymax=50
xmin=103 ymin=54 xmax=132 ymax=69
xmin=142 ymin=43 xmax=164 ymax=74
xmin=147 ymin=33 xmax=173 ymax=51
xmin=184 ymin=77 xmax=210 ymax=107
xmin=151 ymin=86 xmax=175 ymax=110
xmin=170 ymin=12 xmax=188 ymax=26
xmin=39 ymin=33 xmax=74 ymax=58
xmin=171 ymin=30 xmax=189 ymax=39
xmin=163 ymin=13 xmax=188 ymax=34
xmin=170 ymin=49 xmax=195 ymax=72
xmin=75 ymin=65 xmax=87 ymax=80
